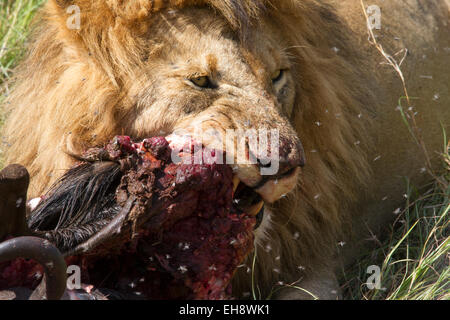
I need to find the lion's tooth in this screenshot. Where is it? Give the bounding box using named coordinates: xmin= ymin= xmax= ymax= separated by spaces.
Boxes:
xmin=247 ymin=201 xmax=264 ymax=217
xmin=232 ymin=176 xmax=240 ymax=192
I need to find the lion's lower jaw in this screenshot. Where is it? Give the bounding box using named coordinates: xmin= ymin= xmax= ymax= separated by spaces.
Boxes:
xmin=255 ymin=168 xmax=300 ymax=204
xmin=253 ymin=207 xmax=273 ymax=246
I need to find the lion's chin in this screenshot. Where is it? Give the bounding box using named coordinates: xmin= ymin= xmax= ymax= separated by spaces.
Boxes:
xmin=255 ymin=167 xmax=300 ymax=203
xmin=234 ymin=167 xmax=300 ymax=204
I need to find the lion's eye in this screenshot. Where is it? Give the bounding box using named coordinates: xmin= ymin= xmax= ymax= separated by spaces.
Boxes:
xmin=190 ymin=76 xmax=211 ymax=88
xmin=271 ymin=69 xmax=284 ymax=83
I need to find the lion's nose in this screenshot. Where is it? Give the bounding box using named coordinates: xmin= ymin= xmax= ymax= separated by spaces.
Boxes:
xmin=278 ymin=137 xmax=306 ymax=174
xmin=255 ymin=137 xmax=305 ymax=178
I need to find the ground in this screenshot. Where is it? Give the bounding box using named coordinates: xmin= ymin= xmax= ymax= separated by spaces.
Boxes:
xmin=0 ymin=0 xmax=448 ymax=300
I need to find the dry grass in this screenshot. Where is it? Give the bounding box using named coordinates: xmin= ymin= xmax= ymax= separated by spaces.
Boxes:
xmin=341 ymin=153 xmax=449 ymax=300
xmin=0 ymin=0 xmax=45 ymax=167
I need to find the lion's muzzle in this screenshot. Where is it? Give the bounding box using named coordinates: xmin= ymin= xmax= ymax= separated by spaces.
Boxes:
xmin=235 ymin=135 xmax=305 ymax=204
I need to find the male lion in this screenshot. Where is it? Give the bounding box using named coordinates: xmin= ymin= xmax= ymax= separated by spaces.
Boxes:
xmin=2 ymin=0 xmax=449 ymax=299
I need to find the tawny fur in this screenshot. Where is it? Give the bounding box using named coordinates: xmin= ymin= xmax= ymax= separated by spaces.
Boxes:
xmin=2 ymin=0 xmax=404 ymax=298
xmin=3 ymin=0 xmax=373 ymax=297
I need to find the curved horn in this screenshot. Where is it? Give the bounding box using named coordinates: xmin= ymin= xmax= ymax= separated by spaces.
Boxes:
xmin=0 ymin=164 xmax=31 ymax=239
xmin=0 ymin=236 xmax=67 ymax=300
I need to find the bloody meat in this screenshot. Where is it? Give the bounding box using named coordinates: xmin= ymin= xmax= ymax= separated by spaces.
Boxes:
xmin=1 ymin=136 xmax=256 ymax=299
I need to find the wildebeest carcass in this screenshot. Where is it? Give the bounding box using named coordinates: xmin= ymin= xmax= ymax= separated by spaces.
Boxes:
xmin=0 ymin=136 xmax=263 ymax=299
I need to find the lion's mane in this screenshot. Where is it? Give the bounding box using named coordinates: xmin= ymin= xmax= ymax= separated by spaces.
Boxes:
xmin=2 ymin=0 xmax=374 ymax=297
